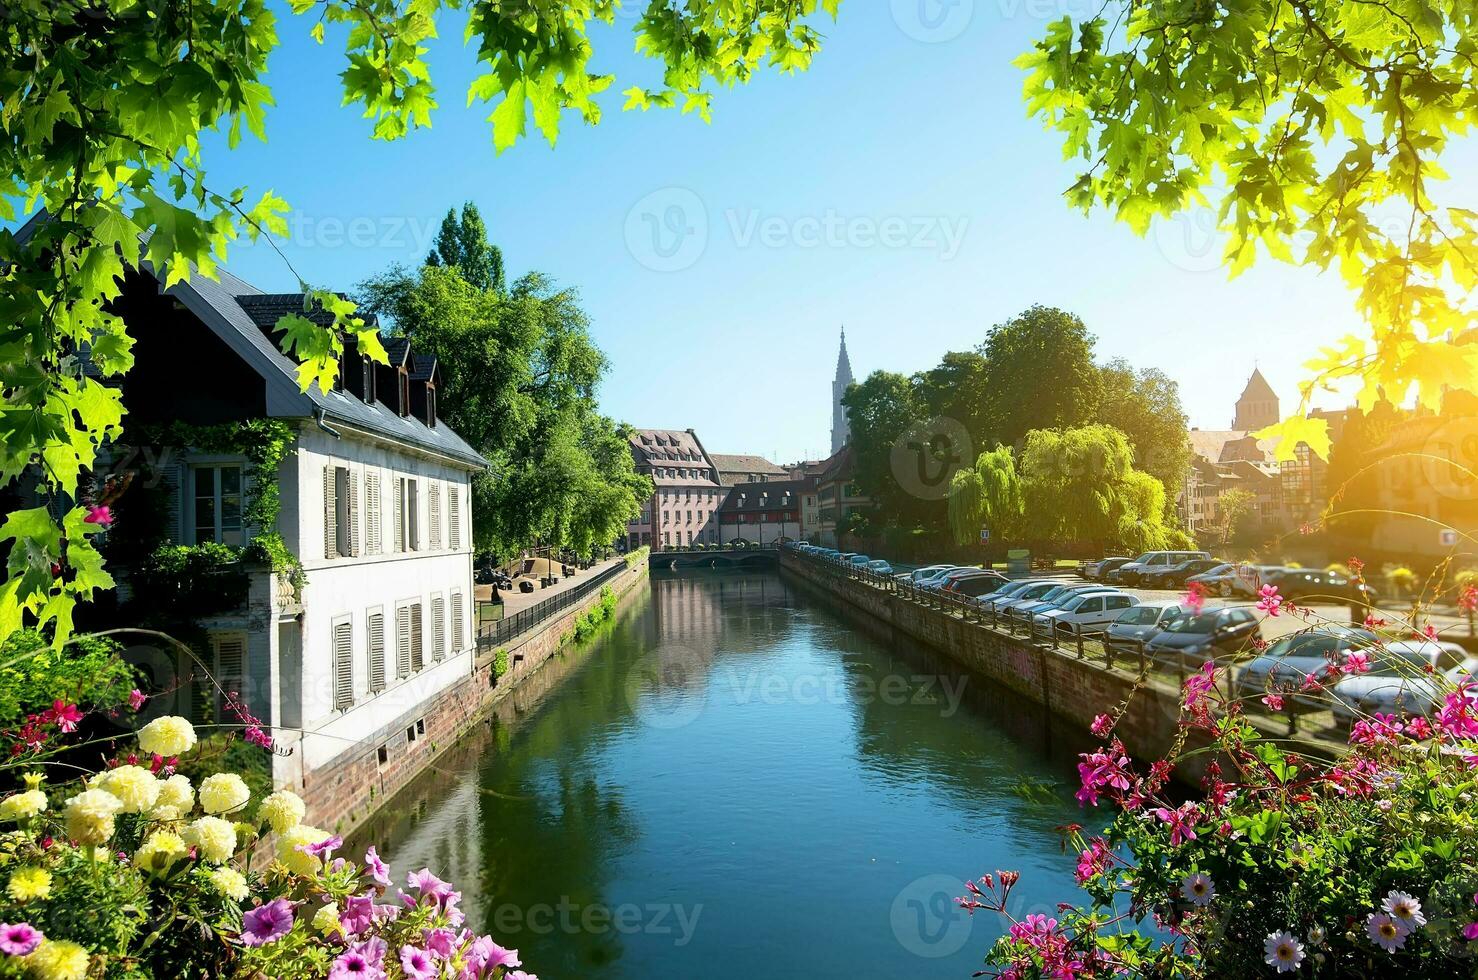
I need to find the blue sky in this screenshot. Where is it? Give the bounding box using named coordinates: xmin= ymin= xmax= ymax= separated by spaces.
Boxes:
xmin=77 ymin=2 xmax=1478 ymax=461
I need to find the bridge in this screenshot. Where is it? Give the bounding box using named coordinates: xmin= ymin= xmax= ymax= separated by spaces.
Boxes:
xmin=650 ymin=547 xmax=781 ymax=570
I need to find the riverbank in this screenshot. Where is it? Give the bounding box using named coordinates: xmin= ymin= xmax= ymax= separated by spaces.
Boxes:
xmin=779 ymin=551 xmax=1340 ymax=784
xmin=299 ymin=555 xmax=651 ymax=840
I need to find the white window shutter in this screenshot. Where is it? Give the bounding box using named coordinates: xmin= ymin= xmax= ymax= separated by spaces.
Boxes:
xmin=410 ymin=602 xmax=423 ymax=671
xmin=451 ymin=592 xmax=464 ymax=654
xmin=163 ymin=461 xmax=185 ymax=544
xmin=396 ymin=607 xmax=411 ymax=678
xmin=432 ymin=596 xmax=445 ymax=662
xmin=366 ymin=473 xmax=381 ymax=555
xmin=212 ymin=634 xmax=247 ymax=723
xmin=408 ymin=480 xmax=420 ymax=551
xmin=428 ymin=482 xmax=442 ymax=550
xmin=394 ymin=478 xmax=404 ymax=553
xmin=347 ymin=469 xmax=360 ymax=557
xmin=332 ymin=621 xmax=354 ymax=710
xmin=449 ymin=485 xmax=461 ymax=550
xmin=367 ymin=613 xmax=386 ymax=692
xmin=323 ymin=465 xmax=338 ymax=559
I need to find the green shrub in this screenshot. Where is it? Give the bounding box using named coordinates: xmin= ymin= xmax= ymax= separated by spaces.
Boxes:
xmin=0 ymin=630 xmax=136 ymax=729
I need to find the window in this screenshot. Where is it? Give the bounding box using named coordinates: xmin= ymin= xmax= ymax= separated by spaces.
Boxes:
xmin=199 ymin=632 xmax=246 ymax=724
xmin=365 ymin=472 xmax=382 ymax=555
xmin=394 ymin=477 xmax=419 ymax=552
xmin=431 ymin=595 xmax=446 ymax=662
xmin=332 ymin=618 xmax=354 ymax=710
xmin=323 ymin=465 xmax=359 ymax=559
xmin=425 ymin=387 xmax=436 ymax=427
xmin=193 ymin=465 xmax=244 ymax=545
xmin=361 ymin=358 xmax=375 ymax=403
xmin=398 ymin=370 xmax=411 ymax=417
xmin=396 ymin=604 xmax=414 ymax=678
xmin=448 ymin=486 xmax=461 ymax=550
xmin=367 ymin=610 xmax=386 ymax=693
xmin=410 ymin=601 xmax=424 ymax=671
xmin=450 ymin=592 xmax=464 ymax=654
xmin=428 ymin=482 xmax=442 ymax=549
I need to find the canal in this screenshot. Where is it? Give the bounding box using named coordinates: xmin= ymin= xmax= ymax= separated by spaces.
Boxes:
xmin=358 ymin=570 xmax=1097 ymax=978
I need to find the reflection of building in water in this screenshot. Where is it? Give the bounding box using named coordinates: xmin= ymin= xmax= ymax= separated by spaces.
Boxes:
xmin=650 ymin=573 xmax=793 ymax=659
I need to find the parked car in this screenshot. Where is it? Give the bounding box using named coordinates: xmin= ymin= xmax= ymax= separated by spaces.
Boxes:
xmin=1185 ymin=563 xmax=1263 ymax=598
xmin=1145 ymin=606 xmax=1262 ymax=664
xmin=1108 ymin=551 xmax=1212 ymax=587
xmin=942 ymin=569 xmax=1010 ymax=598
xmin=1104 ymin=600 xmax=1188 ymax=653
xmin=1278 ymin=569 xmax=1381 ymax=606
xmin=1008 ymin=583 xmax=1118 ymax=622
xmin=925 ymin=566 xmax=988 ymax=592
xmin=1081 ymin=556 xmax=1131 ymax=581
xmin=1233 ymin=626 xmax=1380 ymax=700
xmin=865 ymin=559 xmax=894 ymax=575
xmin=1138 ymin=558 xmax=1226 ymax=590
xmin=1329 ymin=640 xmax=1470 ymax=725
xmin=1036 ymin=592 xmax=1139 ymax=634
xmin=983 ymin=580 xmax=1068 ymax=614
xmin=908 ymin=564 xmax=961 ymax=584
xmin=847 ymin=554 xmax=870 ymax=566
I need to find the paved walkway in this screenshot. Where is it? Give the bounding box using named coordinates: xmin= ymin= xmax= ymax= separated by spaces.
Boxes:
xmin=478 ymin=557 xmax=627 ymax=617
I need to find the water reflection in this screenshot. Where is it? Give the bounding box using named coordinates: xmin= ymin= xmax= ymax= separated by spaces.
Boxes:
xmin=357 ymin=571 xmax=1094 ymax=978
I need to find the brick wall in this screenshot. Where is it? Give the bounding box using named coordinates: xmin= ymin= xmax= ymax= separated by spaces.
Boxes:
xmin=294 ymin=559 xmax=650 ymax=840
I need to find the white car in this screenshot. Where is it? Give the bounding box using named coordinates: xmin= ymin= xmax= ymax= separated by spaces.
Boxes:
xmin=1035 ymin=592 xmax=1139 ymax=634
xmin=982 ymin=580 xmax=1063 ymax=614
xmin=909 ymin=564 xmax=960 ymax=584
xmin=1329 ymin=640 xmax=1471 ymax=725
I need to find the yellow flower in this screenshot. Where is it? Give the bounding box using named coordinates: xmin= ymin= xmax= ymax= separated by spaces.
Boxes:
xmin=135 ymin=830 xmax=188 ymax=875
xmin=94 ymin=765 xmax=160 ymax=814
xmin=257 ymin=790 xmax=305 ymax=834
xmin=25 ymin=939 xmax=90 ymax=980
xmin=183 ymin=816 xmax=237 ymax=864
xmin=21 ymin=771 xmax=45 ymax=791
xmin=156 ymin=774 xmax=194 ymax=812
xmin=148 ymin=804 xmax=181 ymax=823
xmin=312 ymin=902 xmax=343 ymax=937
xmin=197 ymin=773 xmax=250 ymax=815
xmin=275 ymin=825 xmax=330 ymax=877
xmin=62 ymin=789 xmax=123 ymax=845
xmin=137 ymin=715 xmax=197 ymax=758
xmin=7 ymin=866 xmax=51 ymax=901
xmin=204 ymin=866 xmax=249 ymax=902
xmin=0 ymin=790 xmax=47 ymax=821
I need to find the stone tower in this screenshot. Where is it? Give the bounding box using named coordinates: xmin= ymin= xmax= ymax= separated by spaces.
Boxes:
xmin=831 ymin=327 xmax=854 ymax=454
xmin=1233 ymin=368 xmax=1279 ymax=431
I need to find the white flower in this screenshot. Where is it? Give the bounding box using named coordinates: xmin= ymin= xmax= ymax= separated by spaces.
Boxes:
xmin=183 ymin=816 xmax=238 ymax=863
xmin=1263 ymin=931 xmax=1305 ymax=973
xmin=204 ymin=866 xmax=249 ymax=901
xmin=1366 ymin=912 xmax=1409 ymax=953
xmin=94 ymin=765 xmax=160 ymax=813
xmin=1182 ymin=872 xmax=1215 ymax=907
xmin=1307 ymin=924 xmax=1326 ymax=947
xmin=197 ymin=773 xmax=250 ymax=815
xmin=258 ymin=790 xmax=305 ymax=833
xmin=156 ymin=774 xmax=194 ymax=812
xmin=1382 ymin=890 xmax=1426 ymax=929
xmin=137 ymin=716 xmax=198 ymax=757
xmin=0 ymin=790 xmax=48 ymax=821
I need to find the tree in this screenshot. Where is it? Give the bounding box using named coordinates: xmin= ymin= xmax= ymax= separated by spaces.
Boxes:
xmin=947 ymin=446 xmax=1024 ymax=546
xmin=1018 ymin=3 xmax=1478 ymax=459
xmin=1217 ymin=488 xmax=1256 ymax=547
xmin=979 ymin=307 xmax=1101 ymax=448
xmin=1017 ymin=424 xmax=1173 ymax=553
xmin=1097 ymin=358 xmax=1191 ymax=503
xmin=426 ymin=203 xmax=506 ymax=295
xmin=840 ymin=371 xmax=939 ymax=530
xmin=916 ymin=350 xmax=990 ymax=451
xmin=0 ymin=0 xmax=839 ymax=647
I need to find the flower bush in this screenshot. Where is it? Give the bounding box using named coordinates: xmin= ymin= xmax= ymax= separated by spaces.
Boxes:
xmin=964 ymin=579 xmax=1478 ymax=978
xmin=0 ymin=716 xmax=536 ymax=979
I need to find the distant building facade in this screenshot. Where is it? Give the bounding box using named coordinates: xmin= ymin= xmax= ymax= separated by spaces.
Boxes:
xmin=814 ymin=445 xmax=873 ymax=547
xmin=711 ymin=453 xmax=788 ymax=487
xmin=625 ymin=429 xmax=724 ymax=550
xmin=716 ymin=479 xmax=805 ymax=544
xmin=1232 ymin=368 xmax=1280 ymax=432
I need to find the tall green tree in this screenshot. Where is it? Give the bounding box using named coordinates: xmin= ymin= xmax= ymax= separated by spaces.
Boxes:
xmin=1018 ymin=424 xmax=1172 ymax=554
xmin=1097 ymin=358 xmax=1190 ymax=503
xmin=0 ymin=0 xmax=838 ymax=646
xmin=840 ymin=371 xmax=938 ymax=530
xmin=947 ymin=446 xmax=1024 ymax=546
xmin=979 ymin=307 xmax=1101 ymax=448
xmin=426 ymin=203 xmax=506 ymax=295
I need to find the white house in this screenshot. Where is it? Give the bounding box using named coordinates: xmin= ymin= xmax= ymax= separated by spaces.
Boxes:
xmin=95 ymin=258 xmax=487 ymax=790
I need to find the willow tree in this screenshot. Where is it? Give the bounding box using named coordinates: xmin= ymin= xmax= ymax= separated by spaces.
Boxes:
xmin=1018 ymin=425 xmax=1173 ymax=553
xmin=0 ymin=0 xmax=841 ymax=647
xmin=946 ymin=446 xmax=1024 ymax=545
xmin=1019 ymin=2 xmax=1478 ymax=460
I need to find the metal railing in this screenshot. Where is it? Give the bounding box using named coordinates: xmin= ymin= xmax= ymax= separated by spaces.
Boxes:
xmin=476 ymin=560 xmax=632 ymax=650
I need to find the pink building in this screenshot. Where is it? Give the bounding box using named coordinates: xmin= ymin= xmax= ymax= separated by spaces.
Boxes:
xmin=625 ymin=429 xmax=725 ymax=551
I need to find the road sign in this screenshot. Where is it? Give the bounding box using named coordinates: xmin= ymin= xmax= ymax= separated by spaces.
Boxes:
xmin=1441 ymin=529 xmax=1459 ymax=547
xmin=979 ymin=528 xmax=991 ymax=543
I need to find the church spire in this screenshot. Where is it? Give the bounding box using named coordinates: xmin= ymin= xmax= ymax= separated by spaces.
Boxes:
xmin=831 ymin=326 xmax=853 ymax=454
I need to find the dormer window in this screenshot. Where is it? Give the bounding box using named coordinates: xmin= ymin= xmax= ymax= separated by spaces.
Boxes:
xmin=425 ymin=386 xmax=436 ymax=427
xmin=361 ymin=358 xmax=375 ymax=403
xmin=398 ymin=369 xmax=411 ymax=417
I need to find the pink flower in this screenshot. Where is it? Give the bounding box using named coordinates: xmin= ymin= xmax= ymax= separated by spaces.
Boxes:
xmin=1438 ymin=682 xmax=1478 ymax=741
xmin=47 ymin=701 xmax=83 ymax=734
xmin=364 ymin=846 xmax=391 ymax=888
xmin=1343 ymin=651 xmax=1372 ymax=675
xmin=0 ymin=922 xmax=42 ymax=956
xmin=1261 ymin=693 xmax=1284 ymax=711
xmin=240 ymin=899 xmax=294 ymax=947
xmin=1405 ymin=716 xmax=1434 ymax=741
xmin=1364 ymin=614 xmax=1387 ymax=629
xmin=1256 ymin=585 xmax=1283 ymax=617
xmin=465 ymin=936 xmax=521 ymax=972
xmin=302 ymin=835 xmax=343 ymax=858
xmin=328 ymin=950 xmax=385 ymax=979
xmin=422 ymin=928 xmax=456 ymax=958
xmin=399 ymin=945 xmax=436 ymax=980
xmin=1075 ymin=742 xmax=1133 ymax=807
xmin=1182 ymin=582 xmax=1209 ymax=615
xmin=1182 ymin=662 xmax=1218 ymax=712
xmin=83 ymin=505 xmax=113 ymax=526
xmin=1421 ymin=624 xmax=1439 ymax=641
xmin=1090 ymin=714 xmax=1113 ymax=738
xmin=127 ymin=689 xmax=147 ymax=711
xmin=1075 ymin=838 xmax=1111 ymax=884
xmin=1462 ymin=585 xmax=1478 ymax=614
xmin=1152 ymin=802 xmax=1200 ymax=847
xmin=406 ymin=868 xmax=454 ymax=908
